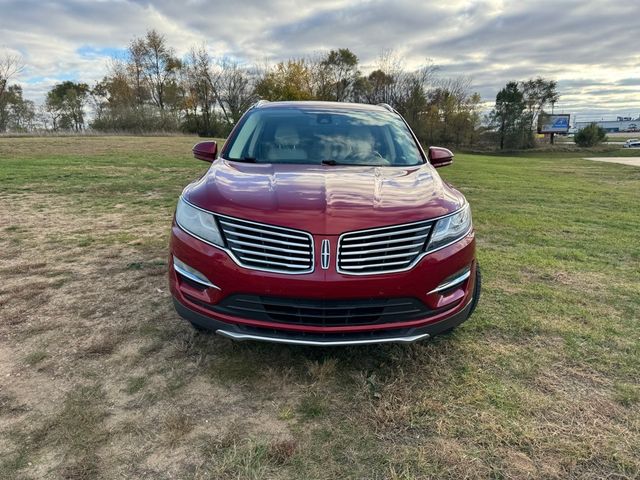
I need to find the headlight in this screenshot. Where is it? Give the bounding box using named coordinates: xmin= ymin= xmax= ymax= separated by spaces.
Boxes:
xmin=175 ymin=197 xmax=224 ymax=247
xmin=426 ymin=204 xmax=472 ymax=252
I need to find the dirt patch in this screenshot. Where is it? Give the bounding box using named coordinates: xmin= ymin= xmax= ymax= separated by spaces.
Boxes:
xmin=0 ymin=191 xmax=293 ymax=478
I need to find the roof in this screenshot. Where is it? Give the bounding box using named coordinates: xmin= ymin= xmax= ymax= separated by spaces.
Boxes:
xmin=255 ymin=100 xmax=392 ymax=112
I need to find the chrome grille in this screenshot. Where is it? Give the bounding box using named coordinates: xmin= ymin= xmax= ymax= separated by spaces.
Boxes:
xmin=218 ymin=216 xmax=313 ymax=274
xmin=337 ymin=220 xmax=432 ymax=274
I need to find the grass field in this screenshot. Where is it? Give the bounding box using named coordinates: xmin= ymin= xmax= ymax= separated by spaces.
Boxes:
xmin=1 ymin=136 xmax=639 ymax=479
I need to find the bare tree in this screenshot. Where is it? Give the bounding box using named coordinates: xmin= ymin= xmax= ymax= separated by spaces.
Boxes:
xmin=0 ymin=53 xmax=24 ymax=99
xmin=215 ymin=59 xmax=258 ymax=124
xmin=182 ymin=46 xmax=217 ymax=133
xmin=139 ymin=30 xmax=181 ymax=112
xmin=127 ymin=39 xmax=147 ymax=108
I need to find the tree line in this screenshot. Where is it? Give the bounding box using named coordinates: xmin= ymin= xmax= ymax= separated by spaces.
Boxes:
xmin=1 ymin=30 xmax=562 ymax=150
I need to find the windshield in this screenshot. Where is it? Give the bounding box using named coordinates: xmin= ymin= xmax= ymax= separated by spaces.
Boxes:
xmin=224 ymin=107 xmax=424 ymax=166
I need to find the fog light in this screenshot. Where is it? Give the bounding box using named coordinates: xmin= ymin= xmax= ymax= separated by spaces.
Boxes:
xmin=173 ymin=256 xmax=219 ymax=289
xmin=428 ymin=266 xmax=471 ymax=294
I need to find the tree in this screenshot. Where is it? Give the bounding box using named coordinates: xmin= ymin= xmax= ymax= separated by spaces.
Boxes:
xmin=0 ymin=84 xmax=35 ymax=131
xmin=215 ymin=59 xmax=257 ymax=125
xmin=181 ymin=46 xmax=217 ymax=134
xmin=91 ymin=31 xmax=182 ymax=132
xmin=127 ymin=38 xmax=147 ymax=108
xmin=180 ymin=47 xmax=258 ymax=135
xmin=0 ymin=53 xmax=25 ymax=132
xmin=89 ymin=64 xmax=142 ymax=131
xmin=45 ymin=81 xmax=90 ymax=131
xmin=316 ymin=49 xmax=359 ymax=101
xmin=492 ymin=81 xmax=527 ymax=149
xmin=390 ymin=65 xmax=436 ymax=129
xmin=521 ymin=77 xmax=559 ymax=133
xmin=0 ymin=53 xmax=23 ymax=100
xmin=490 ymin=78 xmax=559 ymax=149
xmin=140 ymin=30 xmax=181 ymax=113
xmin=574 ymin=123 xmax=607 ymax=147
xmin=421 ymin=77 xmax=481 ymax=147
xmin=355 ymin=69 xmax=395 ymax=105
xmin=255 ymin=60 xmax=314 ymax=101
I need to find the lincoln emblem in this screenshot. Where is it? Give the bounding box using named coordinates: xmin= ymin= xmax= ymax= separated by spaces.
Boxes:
xmin=321 ymin=239 xmax=330 ymax=270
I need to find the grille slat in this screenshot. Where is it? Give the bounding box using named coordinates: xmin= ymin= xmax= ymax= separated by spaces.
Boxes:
xmin=341 ymin=225 xmax=431 ymax=242
xmin=224 ymin=230 xmax=309 ymax=247
xmin=212 ymin=295 xmax=433 ymax=327
xmin=226 ymin=237 xmax=309 ymax=254
xmin=233 ymin=247 xmax=310 ymax=262
xmin=340 ymin=234 xmax=429 ymax=249
xmin=235 ymin=297 xmax=416 ymax=309
xmin=340 ymin=242 xmax=426 ymax=256
xmin=340 ymin=259 xmax=413 ymax=270
xmin=340 ymin=250 xmax=422 ymax=263
xmin=219 ymin=219 xmax=310 ymax=241
xmin=218 ymin=216 xmax=313 ymax=273
xmin=338 ymin=220 xmax=432 ymax=274
xmin=226 ymin=305 xmax=423 ymax=319
xmin=233 ymin=256 xmax=310 ymax=268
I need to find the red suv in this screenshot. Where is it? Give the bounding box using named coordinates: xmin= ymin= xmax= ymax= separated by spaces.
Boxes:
xmin=169 ymin=101 xmax=480 ymax=346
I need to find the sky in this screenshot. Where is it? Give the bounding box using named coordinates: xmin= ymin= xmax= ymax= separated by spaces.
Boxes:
xmin=1 ymin=0 xmax=639 ymax=120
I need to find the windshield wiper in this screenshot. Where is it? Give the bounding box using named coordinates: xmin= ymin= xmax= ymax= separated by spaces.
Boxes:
xmin=228 ymin=156 xmax=257 ymax=163
xmin=322 ymin=159 xmax=388 ymax=167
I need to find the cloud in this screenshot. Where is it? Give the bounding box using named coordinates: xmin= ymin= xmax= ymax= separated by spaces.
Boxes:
xmin=0 ymin=0 xmax=638 ymax=117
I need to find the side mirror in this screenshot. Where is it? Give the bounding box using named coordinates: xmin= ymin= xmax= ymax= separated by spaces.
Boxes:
xmin=192 ymin=141 xmax=217 ymax=162
xmin=428 ymin=146 xmax=454 ymax=168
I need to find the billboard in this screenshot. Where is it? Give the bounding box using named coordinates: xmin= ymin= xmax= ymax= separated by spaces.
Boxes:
xmin=538 ymin=114 xmax=570 ymax=134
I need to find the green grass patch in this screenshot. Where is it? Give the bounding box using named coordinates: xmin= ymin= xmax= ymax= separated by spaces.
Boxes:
xmin=23 ymin=350 xmax=47 ymax=366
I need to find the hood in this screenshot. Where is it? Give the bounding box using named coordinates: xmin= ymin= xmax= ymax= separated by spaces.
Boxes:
xmin=184 ymin=160 xmax=465 ymax=235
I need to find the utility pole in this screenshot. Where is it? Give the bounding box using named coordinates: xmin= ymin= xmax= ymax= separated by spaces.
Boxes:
xmin=550 ymin=100 xmax=555 ymax=145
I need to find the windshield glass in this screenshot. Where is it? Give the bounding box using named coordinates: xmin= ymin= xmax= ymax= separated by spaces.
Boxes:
xmin=224 ymin=107 xmax=424 ymax=166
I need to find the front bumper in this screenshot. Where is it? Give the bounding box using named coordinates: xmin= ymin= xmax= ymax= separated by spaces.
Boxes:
xmin=173 ymin=295 xmax=474 ymax=346
xmin=169 ymin=223 xmax=476 ymax=345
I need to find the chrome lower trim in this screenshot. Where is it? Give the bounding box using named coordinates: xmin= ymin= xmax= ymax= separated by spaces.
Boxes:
xmin=173 ymin=262 xmax=221 ymax=290
xmin=215 ymin=330 xmax=430 ymax=346
xmin=428 ymin=268 xmax=471 ymax=294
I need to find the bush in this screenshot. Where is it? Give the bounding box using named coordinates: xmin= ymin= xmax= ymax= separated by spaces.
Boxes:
xmin=574 ymin=123 xmax=607 ymax=147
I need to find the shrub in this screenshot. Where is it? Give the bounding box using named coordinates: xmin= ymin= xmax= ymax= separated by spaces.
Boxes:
xmin=574 ymin=123 xmax=607 ymax=147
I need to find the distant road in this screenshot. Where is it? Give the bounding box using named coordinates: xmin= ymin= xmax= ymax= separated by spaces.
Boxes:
xmin=562 ymin=141 xmax=628 ymax=145
xmin=583 ymin=157 xmax=640 ymax=167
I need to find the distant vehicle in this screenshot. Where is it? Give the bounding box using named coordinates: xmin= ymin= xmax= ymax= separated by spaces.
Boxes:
xmin=623 ymin=140 xmax=640 ymax=148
